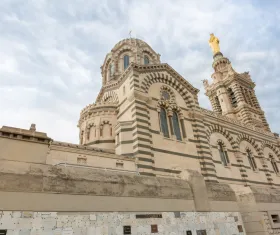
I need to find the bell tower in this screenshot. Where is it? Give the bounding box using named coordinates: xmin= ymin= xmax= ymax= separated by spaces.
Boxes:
xmin=204 ymin=34 xmax=270 ymax=131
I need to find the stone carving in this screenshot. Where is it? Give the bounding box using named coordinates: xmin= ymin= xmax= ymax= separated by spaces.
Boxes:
xmin=203 ymin=79 xmax=209 ymax=89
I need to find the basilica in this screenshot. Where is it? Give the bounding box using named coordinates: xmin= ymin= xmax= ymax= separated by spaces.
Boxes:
xmin=0 ymin=35 xmax=280 ymax=235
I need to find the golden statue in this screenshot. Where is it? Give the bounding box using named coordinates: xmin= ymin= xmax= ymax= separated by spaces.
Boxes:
xmin=208 ymin=33 xmax=220 ymax=54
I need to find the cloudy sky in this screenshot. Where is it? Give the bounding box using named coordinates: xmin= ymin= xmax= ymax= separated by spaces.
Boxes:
xmin=1 ymin=0 xmax=279 ymax=143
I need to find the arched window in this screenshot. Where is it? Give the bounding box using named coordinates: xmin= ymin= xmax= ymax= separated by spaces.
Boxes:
xmin=109 ymin=63 xmax=114 ymax=77
xmin=124 ymin=55 xmax=129 ymax=70
xmin=215 ymin=96 xmax=222 ymax=113
xmin=247 ymin=149 xmax=257 ymax=171
xmin=144 ymin=56 xmax=149 ymax=65
xmin=218 ymin=142 xmax=230 ymax=166
xmin=162 ymin=90 xmax=170 ymax=100
xmin=160 ymin=107 xmax=169 ymax=138
xmin=270 ymin=155 xmax=279 ymax=174
xmin=172 ymin=112 xmax=182 ymax=141
xmin=228 ymin=88 xmax=237 ymax=108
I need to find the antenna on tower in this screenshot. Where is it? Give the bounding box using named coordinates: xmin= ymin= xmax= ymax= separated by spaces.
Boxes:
xmin=129 ymin=30 xmax=132 ymax=39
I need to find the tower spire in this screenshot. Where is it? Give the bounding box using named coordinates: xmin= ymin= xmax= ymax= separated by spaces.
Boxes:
xmin=204 ymin=35 xmax=270 ymax=131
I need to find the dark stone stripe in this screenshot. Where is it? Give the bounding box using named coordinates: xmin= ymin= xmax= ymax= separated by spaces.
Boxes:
xmin=152 ymin=147 xmax=200 ymax=160
xmin=150 ymin=129 xmax=160 ymax=134
xmin=137 ymin=150 xmax=153 ymax=156
xmin=188 ymin=139 xmax=209 ymax=145
xmin=122 ymin=153 xmax=134 ymax=157
xmin=135 ymin=100 xmax=147 ymax=107
xmin=201 ymin=167 xmax=216 ymax=172
xmin=194 ymin=134 xmax=208 ymax=139
xmin=193 ymin=129 xmax=207 ymax=134
xmin=139 ymin=172 xmax=155 ymax=177
xmin=192 ymin=124 xmax=204 ymax=129
xmin=205 ymin=179 xmax=219 ymax=183
xmin=147 ymin=106 xmax=157 ymax=112
xmin=138 ymin=157 xmax=154 ymax=163
xmin=197 ymin=150 xmax=211 ymax=155
xmin=133 ymin=131 xmax=152 ymax=137
xmin=132 ymin=112 xmax=150 ymax=119
xmin=137 ymin=164 xmax=153 ymax=169
xmin=134 ymin=118 xmax=150 ymax=125
xmin=118 ymin=98 xmax=127 ymax=108
xmin=120 ymin=128 xmax=134 ymax=132
xmin=120 ymin=140 xmax=133 ymax=144
xmin=201 ymin=173 xmax=217 ymax=178
xmin=117 ymin=102 xmax=134 ymax=119
xmin=200 ymin=162 xmax=215 ymax=167
xmin=132 ymin=124 xmax=150 ymax=131
xmin=131 ymin=106 xmax=148 ymax=113
xmin=84 ymin=139 xmax=115 ymax=145
xmin=133 ymin=144 xmax=151 ymax=150
xmin=134 ymin=137 xmax=152 ymax=143
xmin=196 ymin=145 xmax=210 ymax=150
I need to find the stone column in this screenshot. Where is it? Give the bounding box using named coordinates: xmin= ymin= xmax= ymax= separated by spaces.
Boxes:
xmin=167 ymin=109 xmax=174 ymax=136
xmin=179 ymin=113 xmax=187 ymax=139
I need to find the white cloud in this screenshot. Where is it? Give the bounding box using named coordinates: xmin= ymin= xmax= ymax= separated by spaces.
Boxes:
xmin=0 ymin=0 xmax=279 ymax=143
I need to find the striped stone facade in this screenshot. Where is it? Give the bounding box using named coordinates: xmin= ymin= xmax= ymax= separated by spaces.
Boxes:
xmin=76 ymin=38 xmax=280 ymax=186
xmin=1 ymin=37 xmax=280 ymax=235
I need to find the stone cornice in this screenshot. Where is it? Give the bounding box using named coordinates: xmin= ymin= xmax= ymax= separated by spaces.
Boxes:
xmin=96 ymin=62 xmax=200 ymax=103
xmin=0 ymin=126 xmax=52 ymax=144
xmin=51 ymin=141 xmax=134 ymax=161
xmin=78 ymin=103 xmax=117 ymax=126
xmin=199 ymin=107 xmax=274 ymax=138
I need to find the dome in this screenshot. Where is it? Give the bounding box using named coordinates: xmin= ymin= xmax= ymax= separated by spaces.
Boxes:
xmin=101 ymin=38 xmax=161 ymax=85
xmin=111 ymin=38 xmax=150 ymax=51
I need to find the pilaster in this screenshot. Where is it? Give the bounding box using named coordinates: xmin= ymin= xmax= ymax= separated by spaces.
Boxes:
xmin=130 ymin=90 xmax=155 ymax=176
xmin=190 ymin=110 xmax=218 ymax=182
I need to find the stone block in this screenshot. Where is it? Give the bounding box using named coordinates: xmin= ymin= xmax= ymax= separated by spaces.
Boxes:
xmin=244 ymin=221 xmax=266 ymax=233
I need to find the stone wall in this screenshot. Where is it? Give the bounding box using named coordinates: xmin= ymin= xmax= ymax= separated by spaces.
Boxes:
xmin=0 ymin=211 xmax=246 ymax=235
